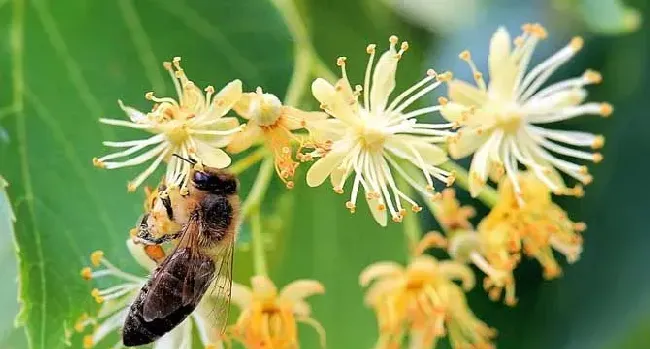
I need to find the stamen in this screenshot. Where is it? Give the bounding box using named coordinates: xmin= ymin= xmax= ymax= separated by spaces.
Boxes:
xmin=459 ymin=50 xmax=487 ymax=91
xmin=363 ymin=44 xmax=377 ymax=110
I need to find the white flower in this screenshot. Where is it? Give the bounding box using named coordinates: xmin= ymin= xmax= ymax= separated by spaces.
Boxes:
xmin=304 ymin=36 xmax=454 ymax=226
xmin=93 ymin=57 xmax=243 ymax=192
xmin=442 ymin=24 xmax=611 ymax=199
xmin=77 ymin=239 xmax=223 ymax=349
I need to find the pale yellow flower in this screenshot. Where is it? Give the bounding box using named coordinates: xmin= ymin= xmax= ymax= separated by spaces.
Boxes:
xmin=478 ymin=171 xmax=585 ymax=281
xmin=304 ymin=36 xmax=454 ymax=226
xmin=360 ymin=254 xmax=495 ymax=349
xmin=229 ymin=275 xmax=326 ymax=349
xmin=442 ymin=24 xmax=611 ymax=199
xmin=94 ymin=57 xmax=243 ymax=192
xmin=227 ymin=88 xmax=327 ymax=188
xmin=77 ymin=239 xmax=224 ymax=349
xmin=432 ymin=188 xmax=476 ymax=231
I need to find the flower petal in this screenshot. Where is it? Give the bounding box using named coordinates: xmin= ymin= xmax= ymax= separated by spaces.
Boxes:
xmin=488 ymin=27 xmax=512 ymax=80
xmin=126 ymin=238 xmax=157 ymax=271
xmin=211 ymin=79 xmax=243 ymax=117
xmin=118 ymin=100 xmax=149 ymax=124
xmin=153 ymin=319 xmax=193 ymax=349
xmin=449 ymin=128 xmax=489 ymax=159
xmin=370 ymin=49 xmax=398 ymax=113
xmin=194 ymin=141 xmax=232 ymax=168
xmin=251 ymin=275 xmax=278 ymax=296
xmin=230 ymin=282 xmax=253 ymax=310
xmin=306 ymin=150 xmax=346 ymax=187
xmin=311 ymin=78 xmax=359 ymax=126
xmin=448 ymin=80 xmax=488 ymax=106
xmin=438 ymin=260 xmax=476 ymax=291
xmin=281 ymin=107 xmax=328 ymax=130
xmin=440 ymin=102 xmax=471 ymax=122
xmin=232 ymin=92 xmax=256 ymax=120
xmin=226 ymin=121 xmax=263 ymax=154
xmin=363 ymin=278 xmax=402 ymax=306
xmin=359 ymin=261 xmax=404 ymax=286
xmin=386 ymin=135 xmax=448 ymax=166
xmin=306 ymin=119 xmax=346 ymax=144
xmin=280 ymin=280 xmax=325 ymax=302
xmin=366 ymin=194 xmax=388 ymax=227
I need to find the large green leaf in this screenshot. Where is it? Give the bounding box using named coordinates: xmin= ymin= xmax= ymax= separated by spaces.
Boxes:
xmin=0 ymin=0 xmax=292 ymax=347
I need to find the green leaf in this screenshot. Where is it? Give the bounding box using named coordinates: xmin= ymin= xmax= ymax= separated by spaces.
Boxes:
xmin=0 ymin=0 xmax=292 ymax=347
xmin=0 ymin=176 xmax=27 ymax=349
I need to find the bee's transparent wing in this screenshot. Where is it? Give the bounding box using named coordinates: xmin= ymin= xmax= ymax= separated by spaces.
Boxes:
xmin=201 ymin=232 xmax=235 ymax=334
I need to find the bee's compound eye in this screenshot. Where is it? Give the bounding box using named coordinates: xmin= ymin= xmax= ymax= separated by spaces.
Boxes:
xmin=193 ymin=171 xmax=210 ymax=185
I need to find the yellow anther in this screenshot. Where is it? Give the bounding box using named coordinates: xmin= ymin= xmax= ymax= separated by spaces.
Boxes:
xmin=599 ymin=103 xmax=613 ymax=117
xmin=572 ymin=185 xmax=585 ymax=197
xmin=574 ymin=222 xmax=587 ymax=232
xmin=412 ymin=205 xmax=423 ymax=213
xmin=83 ymin=335 xmax=94 ymax=349
xmin=583 ymin=175 xmax=594 ymax=185
xmin=333 ymin=186 xmax=344 ymax=194
xmin=389 ymin=35 xmax=399 ymax=45
xmin=366 ymin=44 xmax=376 ymax=54
xmin=591 ymin=135 xmax=605 ymax=149
xmin=392 ymin=214 xmax=403 ymax=223
xmin=474 ymin=72 xmax=483 ymax=80
xmin=377 ymin=204 xmax=386 ymax=211
xmin=162 ymin=61 xmax=172 ymax=70
xmin=578 ymin=165 xmax=589 ymax=175
xmin=570 ymin=36 xmax=584 ymax=51
xmin=345 ymin=201 xmax=356 ymax=213
xmin=286 ymin=181 xmax=295 ymax=190
xmin=127 ymin=182 xmax=136 ymax=192
xmin=459 ymin=50 xmax=471 ymax=61
xmin=438 ymin=96 xmax=449 ymax=106
xmin=584 ymin=69 xmax=602 ymax=84
xmin=436 ymin=71 xmax=453 ymax=82
xmin=92 ymin=158 xmax=105 ymax=168
xmin=90 ymin=251 xmax=104 ymax=267
xmin=145 ymin=91 xmax=155 ymax=100
xmin=592 ymin=153 xmax=603 ymax=163
xmin=80 ymin=267 xmax=92 ymax=281
xmin=204 ymin=85 xmax=215 ymax=94
xmin=91 ymin=288 xmax=104 ymax=303
xmin=336 ymin=57 xmax=347 ymax=66
xmin=531 ymin=23 xmax=548 ymax=39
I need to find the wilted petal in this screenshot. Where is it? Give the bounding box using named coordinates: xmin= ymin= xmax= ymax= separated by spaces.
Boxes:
xmin=359 ymin=261 xmax=404 ymax=286
xmin=280 ymin=280 xmax=325 ymax=302
xmin=251 ymin=275 xmax=278 ymax=296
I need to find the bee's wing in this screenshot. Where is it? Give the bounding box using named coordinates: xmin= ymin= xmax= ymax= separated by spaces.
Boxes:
xmin=199 ymin=231 xmax=234 ymax=334
xmin=141 ymin=218 xmax=216 ymax=322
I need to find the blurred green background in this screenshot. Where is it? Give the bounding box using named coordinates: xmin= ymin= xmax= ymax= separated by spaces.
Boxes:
xmin=0 ymin=0 xmax=649 ymax=348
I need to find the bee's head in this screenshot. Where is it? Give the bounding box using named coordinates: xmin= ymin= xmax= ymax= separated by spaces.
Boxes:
xmin=191 ymin=168 xmax=238 ymax=195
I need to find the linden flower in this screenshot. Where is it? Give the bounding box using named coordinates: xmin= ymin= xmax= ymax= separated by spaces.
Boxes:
xmin=227 ymin=88 xmax=327 ymax=188
xmin=360 ymin=253 xmax=495 ymax=349
xmin=431 ymin=188 xmax=476 ymax=231
xmin=442 ymin=24 xmax=611 ymax=199
xmin=305 ymin=36 xmax=455 ymax=226
xmin=229 ymin=275 xmax=326 ymax=349
xmin=77 ymin=240 xmax=223 ymax=349
xmin=478 ymin=171 xmax=585 ymax=280
xmin=93 ymin=57 xmax=243 ymax=192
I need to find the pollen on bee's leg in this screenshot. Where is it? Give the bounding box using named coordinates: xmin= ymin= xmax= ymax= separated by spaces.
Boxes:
xmin=90 ymin=251 xmax=104 ymax=267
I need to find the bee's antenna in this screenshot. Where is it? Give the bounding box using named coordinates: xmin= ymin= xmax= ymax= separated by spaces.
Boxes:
xmin=172 ymin=153 xmax=197 ymax=164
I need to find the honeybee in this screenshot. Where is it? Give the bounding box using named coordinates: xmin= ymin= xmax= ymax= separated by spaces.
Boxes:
xmin=122 ymin=157 xmax=239 ymax=346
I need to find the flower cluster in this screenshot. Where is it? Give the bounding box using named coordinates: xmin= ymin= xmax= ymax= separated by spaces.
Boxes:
xmin=85 ymin=21 xmax=609 ymax=349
